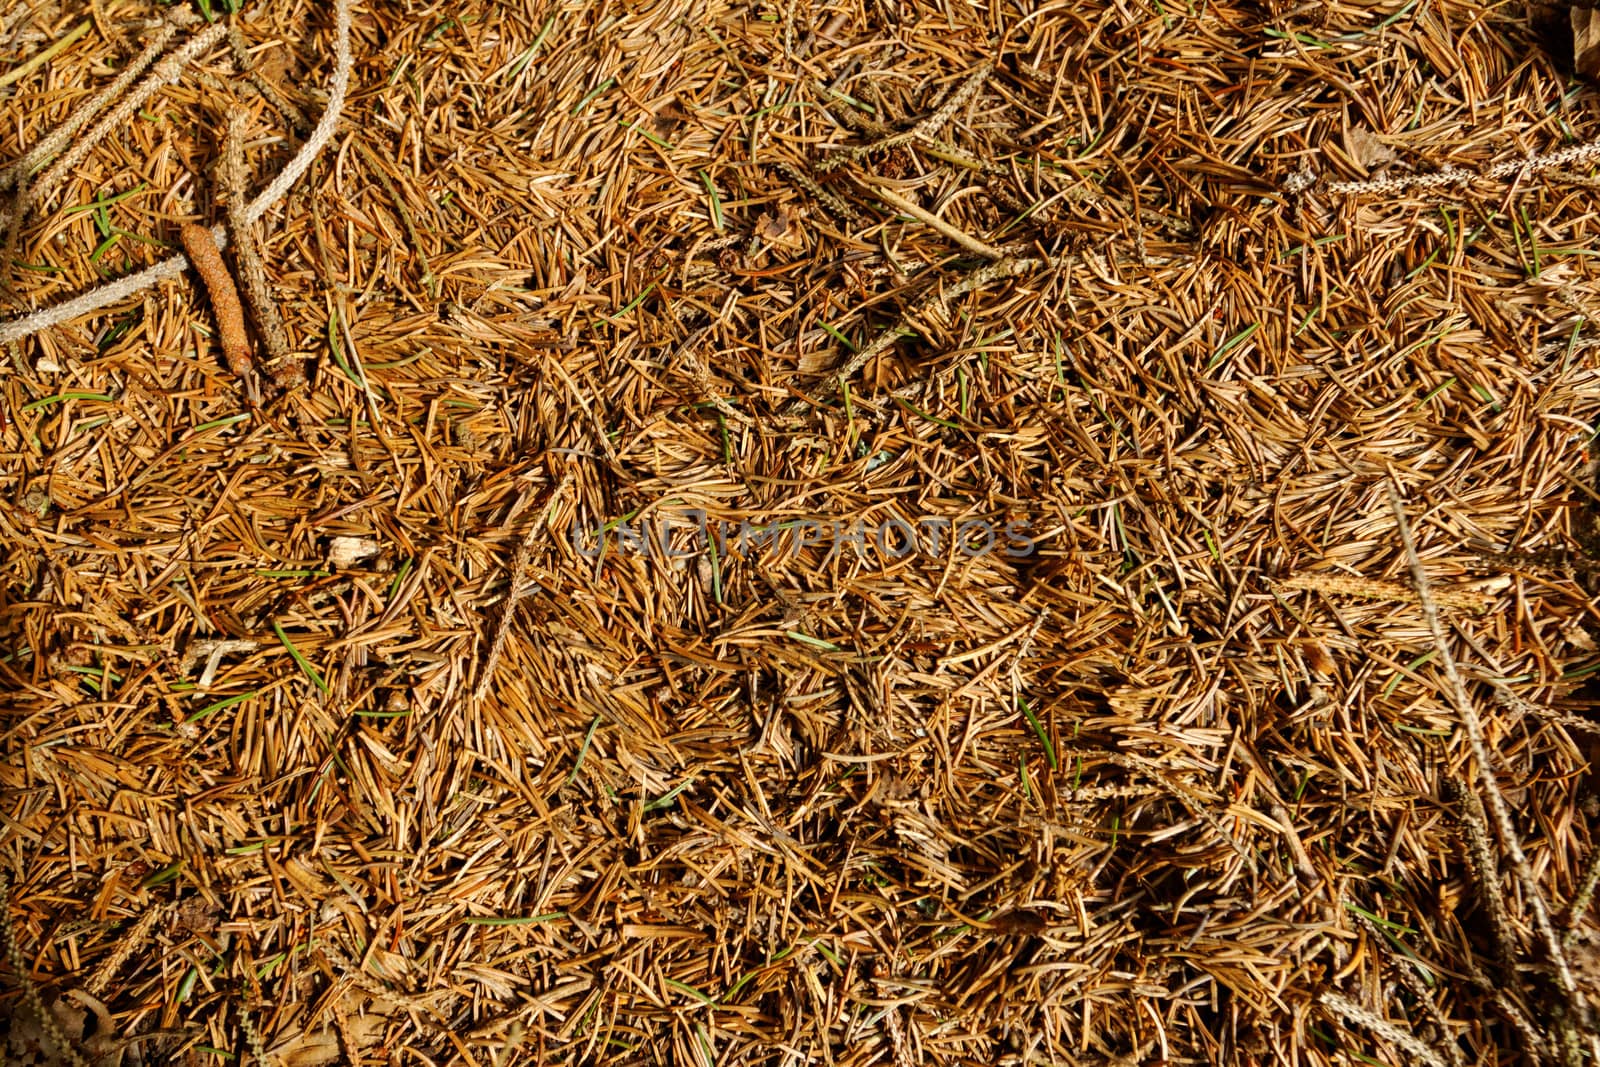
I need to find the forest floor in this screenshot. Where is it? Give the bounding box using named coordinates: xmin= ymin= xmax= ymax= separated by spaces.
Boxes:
xmin=2 ymin=0 xmax=1600 ymax=1063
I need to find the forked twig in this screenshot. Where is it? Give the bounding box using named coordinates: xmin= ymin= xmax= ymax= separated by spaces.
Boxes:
xmin=493 ymin=1021 xmax=528 ymax=1067
xmin=354 ymin=137 xmax=437 ymax=300
xmin=24 ymin=20 xmax=227 ymax=213
xmin=228 ymin=23 xmax=308 ymax=133
xmin=0 ymin=0 xmax=352 ymax=346
xmin=858 ymin=176 xmax=1008 ymax=261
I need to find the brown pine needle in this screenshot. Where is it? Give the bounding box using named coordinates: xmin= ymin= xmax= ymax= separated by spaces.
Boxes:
xmin=0 ymin=4 xmax=1597 ymax=1066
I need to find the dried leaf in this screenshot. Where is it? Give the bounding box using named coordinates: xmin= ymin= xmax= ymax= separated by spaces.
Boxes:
xmin=1576 ymin=6 xmax=1600 ymax=79
xmin=1343 ymin=126 xmax=1396 ymax=172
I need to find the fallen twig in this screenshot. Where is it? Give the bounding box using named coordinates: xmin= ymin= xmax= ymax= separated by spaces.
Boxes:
xmin=181 ymin=221 xmax=257 ymax=402
xmin=3 ymin=18 xmax=228 ymax=270
xmin=476 ymin=474 xmax=572 ymax=700
xmin=222 ymin=111 xmax=297 ymax=387
xmin=1321 ymin=990 xmax=1450 ymax=1067
xmin=1387 ymin=482 xmax=1586 ymax=1040
xmin=0 ymin=20 xmax=89 ymax=92
xmin=785 ymin=253 xmax=1045 ymax=414
xmin=859 ymin=177 xmax=1008 ymax=260
xmin=1295 ymin=134 xmax=1600 ymax=199
xmin=0 ymin=872 xmax=92 ymax=1067
xmin=0 ymin=0 xmax=351 ymax=346
xmin=0 ymin=15 xmax=187 ymax=194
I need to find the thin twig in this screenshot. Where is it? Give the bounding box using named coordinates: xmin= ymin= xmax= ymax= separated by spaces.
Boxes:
xmin=82 ymin=904 xmax=164 ymax=998
xmin=477 ymin=474 xmax=572 ymax=700
xmin=335 ymin=292 xmax=396 ymax=464
xmin=228 ymin=22 xmax=308 ymax=133
xmin=0 ymin=0 xmax=351 ymax=345
xmin=859 ymin=177 xmax=1008 ymax=260
xmin=1386 ymin=483 xmax=1580 ymax=1004
xmin=1277 ymin=571 xmax=1488 ymax=613
xmin=222 ymin=111 xmax=296 ymax=384
xmin=1320 ymin=990 xmax=1450 ymax=1067
xmin=14 ymin=19 xmax=227 ymax=218
xmin=785 ymin=254 xmax=1044 ymax=414
xmin=1454 ymin=778 xmax=1518 ymax=980
xmin=0 ymin=241 xmax=197 ymax=342
xmin=354 ymin=137 xmax=437 ymax=299
xmin=1352 ymin=911 xmax=1466 ymax=1067
xmin=818 ymin=59 xmax=994 ymax=172
xmin=240 ymin=0 xmax=351 ymax=232
xmin=493 ymin=1022 xmax=527 ymax=1067
xmin=238 ymin=1004 xmax=271 ymax=1067
xmin=0 ymin=18 xmax=178 ymax=194
xmin=1467 ymin=958 xmax=1555 ymax=1063
xmin=1307 ymin=134 xmax=1600 ymax=198
xmin=1564 ymin=846 xmax=1600 ymax=949
xmin=0 ymin=19 xmax=89 ymax=91
xmin=0 ymin=872 xmax=93 ymax=1067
